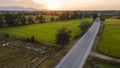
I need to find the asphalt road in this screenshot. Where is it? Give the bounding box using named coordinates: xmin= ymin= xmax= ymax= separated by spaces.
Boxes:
xmin=56 ymin=18 xmax=101 ymax=68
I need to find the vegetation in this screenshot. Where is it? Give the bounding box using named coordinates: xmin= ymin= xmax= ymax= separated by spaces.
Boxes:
xmin=4 ymin=33 xmax=10 ymax=37
xmin=92 ymin=13 xmax=98 ymax=21
xmin=104 ymin=18 xmax=120 ymax=25
xmin=0 ymin=37 xmax=55 ymax=67
xmin=26 ymin=36 xmax=36 ymax=43
xmin=98 ymin=26 xmax=120 ymax=58
xmin=0 ymin=18 xmax=92 ymax=43
xmin=56 ymin=27 xmax=71 ymax=46
xmin=36 ymin=15 xmax=46 ymax=23
xmin=0 ymin=10 xmax=120 ymax=68
xmin=98 ymin=18 xmax=120 ymax=58
xmin=100 ymin=15 xmax=106 ymax=22
xmin=88 ymin=59 xmax=120 ymax=68
xmin=79 ymin=21 xmax=92 ymax=35
xmin=98 ymin=63 xmax=120 ymax=68
xmin=0 ymin=13 xmax=32 ymax=27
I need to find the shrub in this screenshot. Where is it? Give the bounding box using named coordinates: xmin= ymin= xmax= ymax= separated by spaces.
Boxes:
xmin=92 ymin=14 xmax=98 ymax=21
xmin=50 ymin=17 xmax=55 ymax=22
xmin=73 ymin=34 xmax=81 ymax=39
xmin=116 ymin=17 xmax=120 ymax=19
xmin=26 ymin=36 xmax=35 ymax=43
xmin=26 ymin=38 xmax=30 ymax=42
xmin=100 ymin=16 xmax=106 ymax=22
xmin=4 ymin=33 xmax=10 ymax=37
xmin=56 ymin=27 xmax=72 ymax=47
xmin=79 ymin=21 xmax=92 ymax=35
xmin=31 ymin=36 xmax=35 ymax=43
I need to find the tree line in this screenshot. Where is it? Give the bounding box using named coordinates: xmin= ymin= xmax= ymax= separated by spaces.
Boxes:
xmin=0 ymin=13 xmax=35 ymax=27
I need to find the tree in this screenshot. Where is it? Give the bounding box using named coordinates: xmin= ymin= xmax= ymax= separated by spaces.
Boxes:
xmin=31 ymin=36 xmax=35 ymax=43
xmin=4 ymin=13 xmax=14 ymax=26
xmin=4 ymin=13 xmax=19 ymax=26
xmin=59 ymin=12 xmax=70 ymax=21
xmin=50 ymin=17 xmax=55 ymax=22
xmin=36 ymin=15 xmax=45 ymax=23
xmin=79 ymin=21 xmax=92 ymax=35
xmin=100 ymin=15 xmax=105 ymax=22
xmin=0 ymin=15 xmax=4 ymax=27
xmin=56 ymin=27 xmax=72 ymax=47
xmin=28 ymin=17 xmax=34 ymax=24
xmin=92 ymin=13 xmax=98 ymax=21
xmin=21 ymin=16 xmax=26 ymax=25
xmin=26 ymin=36 xmax=35 ymax=43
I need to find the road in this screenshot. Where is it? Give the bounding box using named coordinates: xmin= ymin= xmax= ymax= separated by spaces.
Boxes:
xmin=56 ymin=18 xmax=101 ymax=68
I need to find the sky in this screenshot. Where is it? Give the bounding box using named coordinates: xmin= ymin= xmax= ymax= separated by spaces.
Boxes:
xmin=0 ymin=0 xmax=120 ymax=10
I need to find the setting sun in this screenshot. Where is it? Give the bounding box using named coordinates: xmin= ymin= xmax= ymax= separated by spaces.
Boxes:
xmin=32 ymin=0 xmax=60 ymax=10
xmin=47 ymin=0 xmax=60 ymax=10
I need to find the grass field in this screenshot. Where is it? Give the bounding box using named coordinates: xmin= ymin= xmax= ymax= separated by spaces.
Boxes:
xmin=98 ymin=18 xmax=120 ymax=58
xmin=104 ymin=18 xmax=120 ymax=25
xmin=0 ymin=18 xmax=92 ymax=43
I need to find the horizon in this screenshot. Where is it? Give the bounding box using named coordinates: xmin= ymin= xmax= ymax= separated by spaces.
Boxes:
xmin=0 ymin=0 xmax=120 ymax=10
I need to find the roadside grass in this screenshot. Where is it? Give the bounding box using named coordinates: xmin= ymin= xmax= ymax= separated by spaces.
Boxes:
xmin=0 ymin=18 xmax=92 ymax=43
xmin=89 ymin=59 xmax=120 ymax=68
xmin=98 ymin=18 xmax=120 ymax=58
xmin=98 ymin=63 xmax=120 ymax=68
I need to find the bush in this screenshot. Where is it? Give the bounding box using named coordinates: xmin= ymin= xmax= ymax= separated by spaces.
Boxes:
xmin=73 ymin=34 xmax=81 ymax=39
xmin=56 ymin=27 xmax=72 ymax=47
xmin=26 ymin=36 xmax=35 ymax=43
xmin=116 ymin=17 xmax=120 ymax=19
xmin=50 ymin=17 xmax=55 ymax=22
xmin=79 ymin=21 xmax=92 ymax=35
xmin=31 ymin=36 xmax=35 ymax=43
xmin=92 ymin=14 xmax=98 ymax=21
xmin=100 ymin=16 xmax=105 ymax=22
xmin=4 ymin=33 xmax=10 ymax=37
xmin=26 ymin=38 xmax=30 ymax=42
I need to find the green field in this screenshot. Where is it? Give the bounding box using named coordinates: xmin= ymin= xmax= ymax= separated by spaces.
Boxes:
xmin=98 ymin=18 xmax=120 ymax=58
xmin=0 ymin=18 xmax=92 ymax=43
xmin=104 ymin=18 xmax=120 ymax=25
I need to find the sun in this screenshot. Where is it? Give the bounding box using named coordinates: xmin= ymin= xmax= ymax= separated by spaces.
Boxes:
xmin=47 ymin=0 xmax=60 ymax=10
xmin=32 ymin=0 xmax=60 ymax=10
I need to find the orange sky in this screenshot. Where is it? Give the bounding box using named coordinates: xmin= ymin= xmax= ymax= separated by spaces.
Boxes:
xmin=0 ymin=0 xmax=120 ymax=10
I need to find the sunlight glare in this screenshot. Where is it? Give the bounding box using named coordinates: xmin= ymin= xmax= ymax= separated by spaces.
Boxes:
xmin=32 ymin=0 xmax=60 ymax=10
xmin=47 ymin=0 xmax=60 ymax=10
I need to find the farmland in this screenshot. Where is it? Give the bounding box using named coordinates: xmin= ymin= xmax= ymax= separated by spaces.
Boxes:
xmin=98 ymin=18 xmax=120 ymax=58
xmin=104 ymin=18 xmax=120 ymax=25
xmin=0 ymin=18 xmax=92 ymax=43
xmin=0 ymin=18 xmax=92 ymax=67
xmin=0 ymin=37 xmax=54 ymax=67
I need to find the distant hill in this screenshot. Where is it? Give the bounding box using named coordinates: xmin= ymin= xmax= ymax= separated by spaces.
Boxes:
xmin=0 ymin=6 xmax=39 ymax=11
